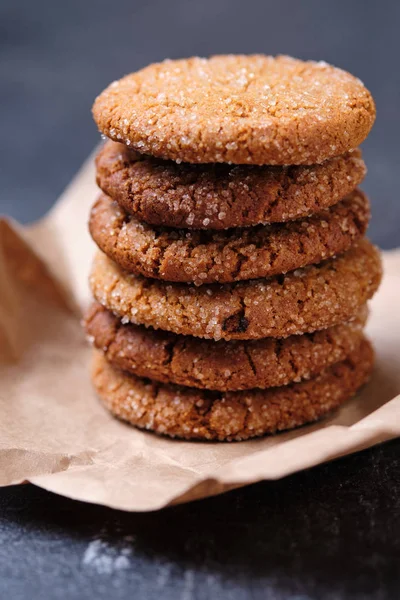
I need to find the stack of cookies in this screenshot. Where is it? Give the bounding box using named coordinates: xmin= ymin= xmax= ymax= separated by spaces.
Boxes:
xmin=85 ymin=55 xmax=382 ymax=441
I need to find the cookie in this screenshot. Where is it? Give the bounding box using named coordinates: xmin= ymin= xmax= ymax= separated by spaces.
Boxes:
xmin=92 ymin=55 xmax=375 ymax=165
xmin=89 ymin=239 xmax=381 ymax=340
xmin=96 ymin=141 xmax=366 ymax=231
xmin=85 ymin=302 xmax=368 ymax=391
xmin=91 ymin=338 xmax=373 ymax=441
xmin=96 ymin=141 xmax=366 ymax=230
xmin=89 ymin=190 xmax=370 ymax=285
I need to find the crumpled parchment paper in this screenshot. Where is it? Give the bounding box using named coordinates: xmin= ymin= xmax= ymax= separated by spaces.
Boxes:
xmin=1 ymin=151 xmax=399 ymax=512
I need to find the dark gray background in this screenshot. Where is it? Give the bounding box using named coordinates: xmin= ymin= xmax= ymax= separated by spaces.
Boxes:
xmin=1 ymin=1 xmax=400 ymax=599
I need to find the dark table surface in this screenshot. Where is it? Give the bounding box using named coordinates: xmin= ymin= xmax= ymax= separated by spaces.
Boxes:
xmin=1 ymin=1 xmax=400 ymax=598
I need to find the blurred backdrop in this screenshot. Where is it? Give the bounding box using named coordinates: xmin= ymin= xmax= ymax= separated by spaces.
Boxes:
xmin=1 ymin=0 xmax=399 ymax=247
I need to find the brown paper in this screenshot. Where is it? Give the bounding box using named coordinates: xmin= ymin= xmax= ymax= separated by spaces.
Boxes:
xmin=1 ymin=150 xmax=399 ymax=512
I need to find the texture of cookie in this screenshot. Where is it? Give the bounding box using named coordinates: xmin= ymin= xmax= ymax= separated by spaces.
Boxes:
xmin=89 ymin=239 xmax=381 ymax=340
xmin=91 ymin=338 xmax=373 ymax=441
xmin=96 ymin=141 xmax=366 ymax=230
xmin=93 ymin=55 xmax=375 ymax=165
xmin=89 ymin=190 xmax=370 ymax=285
xmin=85 ymin=302 xmax=368 ymax=391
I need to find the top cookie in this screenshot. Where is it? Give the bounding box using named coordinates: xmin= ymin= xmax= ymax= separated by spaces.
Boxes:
xmin=93 ymin=55 xmax=375 ymax=165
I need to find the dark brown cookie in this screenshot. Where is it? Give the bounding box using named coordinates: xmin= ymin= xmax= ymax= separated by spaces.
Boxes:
xmin=91 ymin=338 xmax=374 ymax=441
xmin=89 ymin=190 xmax=370 ymax=285
xmin=85 ymin=302 xmax=368 ymax=391
xmin=96 ymin=141 xmax=366 ymax=230
xmin=92 ymin=55 xmax=375 ymax=165
xmin=89 ymin=239 xmax=382 ymax=340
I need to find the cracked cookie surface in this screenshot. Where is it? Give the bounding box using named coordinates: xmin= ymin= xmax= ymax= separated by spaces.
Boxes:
xmin=89 ymin=239 xmax=382 ymax=340
xmin=85 ymin=302 xmax=367 ymax=391
xmin=96 ymin=141 xmax=366 ymax=230
xmin=92 ymin=55 xmax=375 ymax=165
xmin=91 ymin=338 xmax=373 ymax=441
xmin=89 ymin=190 xmax=370 ymax=285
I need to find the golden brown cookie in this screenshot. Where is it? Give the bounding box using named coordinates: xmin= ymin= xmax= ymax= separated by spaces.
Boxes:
xmin=96 ymin=141 xmax=366 ymax=230
xmin=92 ymin=55 xmax=375 ymax=165
xmin=85 ymin=302 xmax=368 ymax=391
xmin=89 ymin=190 xmax=370 ymax=285
xmin=91 ymin=338 xmax=374 ymax=441
xmin=89 ymin=239 xmax=381 ymax=340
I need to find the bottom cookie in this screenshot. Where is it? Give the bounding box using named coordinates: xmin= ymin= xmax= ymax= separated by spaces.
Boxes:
xmin=91 ymin=338 xmax=373 ymax=441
